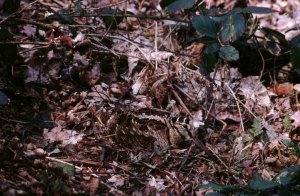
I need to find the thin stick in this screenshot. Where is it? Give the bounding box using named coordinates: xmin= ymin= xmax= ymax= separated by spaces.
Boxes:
xmin=171 ymin=89 xmax=192 ymax=116
xmin=0 ymin=0 xmax=39 ymax=25
xmin=224 ymin=83 xmax=245 ymax=132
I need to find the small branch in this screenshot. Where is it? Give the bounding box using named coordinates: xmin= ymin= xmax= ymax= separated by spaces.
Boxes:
xmin=11 ymin=18 xmax=54 ymax=29
xmin=224 ymin=83 xmax=245 ymax=132
xmin=60 ymin=13 xmax=189 ymax=24
xmin=0 ymin=41 xmax=49 ymax=45
xmin=46 ymin=157 xmax=125 ymax=195
xmin=0 ymin=116 xmax=29 ymax=124
xmin=0 ymin=0 xmax=39 ymax=25
xmin=171 ymin=89 xmax=192 ymax=116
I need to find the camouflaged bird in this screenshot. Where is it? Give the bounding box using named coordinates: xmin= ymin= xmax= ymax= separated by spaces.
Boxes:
xmin=97 ymin=104 xmax=196 ymax=151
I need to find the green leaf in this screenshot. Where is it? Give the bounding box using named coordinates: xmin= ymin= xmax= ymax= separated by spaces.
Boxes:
xmin=160 ymin=0 xmax=176 ymax=9
xmin=249 ymin=118 xmax=263 ymax=138
xmin=192 ymin=15 xmax=218 ymax=38
xmin=0 ymin=91 xmax=9 ymax=105
xmin=219 ymin=13 xmax=245 ymax=44
xmin=166 ymin=0 xmax=196 ymax=12
xmin=201 ymin=183 xmax=244 ymax=194
xmin=283 ymin=114 xmax=292 ymax=132
xmin=276 ymin=165 xmax=300 ymax=186
xmin=248 ymin=175 xmax=278 ymax=190
xmin=282 ymin=140 xmax=300 ymax=158
xmin=200 ymin=53 xmax=217 ymax=75
xmin=200 ymin=183 xmax=224 ymax=191
xmin=290 ymin=35 xmax=300 ymax=69
xmin=204 ymin=43 xmax=220 ymax=53
xmin=205 ymin=193 xmax=226 ymax=196
xmin=218 ymin=45 xmax=239 ymax=61
xmin=242 ymin=6 xmax=277 ymax=14
xmin=260 ymin=27 xmax=287 ymax=46
xmin=100 ymin=8 xmax=124 ymax=29
xmin=55 ymin=163 xmax=75 ymax=176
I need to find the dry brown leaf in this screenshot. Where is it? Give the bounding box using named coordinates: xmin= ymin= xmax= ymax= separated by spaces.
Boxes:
xmin=268 ymin=82 xmax=294 ymax=96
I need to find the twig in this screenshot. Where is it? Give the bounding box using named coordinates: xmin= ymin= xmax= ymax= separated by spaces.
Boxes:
xmin=102 ymin=34 xmax=155 ymax=68
xmin=11 ymin=18 xmax=54 ymax=29
xmin=179 ymin=145 xmax=193 ymax=171
xmin=155 ymin=21 xmax=158 ymax=69
xmin=46 ymin=156 xmax=93 ymax=175
xmin=0 ymin=41 xmax=49 ymax=45
xmin=0 ymin=0 xmax=39 ymax=25
xmin=46 ymin=156 xmax=126 ymax=195
xmin=224 ymin=83 xmax=245 ymax=132
xmin=254 ymin=37 xmax=266 ymax=82
xmin=109 ymin=162 xmax=136 ymax=176
xmin=173 ymin=84 xmax=196 ymax=102
xmin=205 ymin=145 xmax=238 ymax=174
xmin=0 ymin=116 xmax=29 ymax=124
xmin=60 ymin=13 xmax=189 ymax=24
xmin=171 ymin=89 xmax=192 ymax=116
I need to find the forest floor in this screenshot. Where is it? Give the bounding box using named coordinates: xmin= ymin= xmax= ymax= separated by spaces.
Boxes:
xmin=1 ymin=0 xmax=300 ymax=195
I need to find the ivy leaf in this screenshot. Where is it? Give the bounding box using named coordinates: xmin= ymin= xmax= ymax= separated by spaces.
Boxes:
xmin=290 ymin=35 xmax=300 ymax=69
xmin=248 ymin=173 xmax=278 ymax=190
xmin=166 ymin=0 xmax=196 ymax=12
xmin=242 ymin=6 xmax=277 ymax=14
xmin=204 ymin=43 xmax=220 ymax=54
xmin=219 ymin=13 xmax=245 ymax=44
xmin=200 ymin=183 xmax=224 ymax=192
xmin=276 ymin=165 xmax=300 ymax=186
xmin=200 ymin=183 xmax=242 ymax=193
xmin=205 ymin=193 xmax=226 ymax=196
xmin=199 ymin=53 xmax=217 ymax=75
xmin=192 ymin=15 xmax=218 ymax=38
xmin=160 ymin=0 xmax=176 ymax=9
xmin=218 ymin=45 xmax=239 ymax=61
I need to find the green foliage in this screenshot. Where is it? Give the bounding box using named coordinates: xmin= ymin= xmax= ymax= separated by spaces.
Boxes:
xmin=55 ymin=163 xmax=75 ymax=176
xmin=165 ymin=0 xmax=196 ymax=13
xmin=200 ymin=165 xmax=300 ymax=195
xmin=249 ymin=118 xmax=263 ymax=138
xmin=241 ymin=6 xmax=277 ymax=14
xmin=192 ymin=15 xmax=218 ymax=38
xmin=283 ymin=114 xmax=292 ymax=132
xmin=40 ymin=168 xmax=70 ymax=195
xmin=219 ymin=13 xmax=245 ymax=44
xmin=283 ymin=140 xmax=300 ymax=158
xmin=192 ymin=6 xmax=276 ymax=71
xmin=248 ymin=173 xmax=278 ymax=190
xmin=218 ymin=46 xmax=239 ymax=61
xmin=162 ymin=1 xmax=300 ymax=75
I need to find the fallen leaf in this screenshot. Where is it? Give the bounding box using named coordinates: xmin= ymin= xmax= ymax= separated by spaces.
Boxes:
xmin=108 ymin=175 xmax=125 ymax=187
xmin=21 ymin=25 xmax=36 ymax=37
xmin=268 ymin=82 xmax=293 ymax=96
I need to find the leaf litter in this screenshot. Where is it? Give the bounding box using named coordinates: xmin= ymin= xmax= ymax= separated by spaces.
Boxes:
xmin=0 ymin=0 xmax=300 ymax=195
